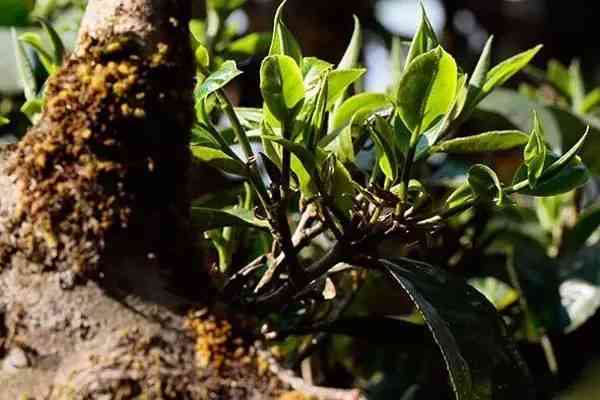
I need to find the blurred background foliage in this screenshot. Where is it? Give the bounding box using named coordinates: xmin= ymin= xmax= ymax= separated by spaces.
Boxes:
xmin=2 ymin=1 xmax=600 ymax=399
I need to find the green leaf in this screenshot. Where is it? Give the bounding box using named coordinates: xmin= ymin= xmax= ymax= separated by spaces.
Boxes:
xmin=482 ymin=45 xmax=542 ymax=96
xmin=0 ymin=0 xmax=33 ymax=26
xmin=0 ymin=116 xmax=9 ymax=126
xmin=326 ymin=68 xmax=366 ymax=110
xmin=371 ymin=116 xmax=399 ymax=181
xmin=581 ymin=88 xmax=600 ymax=114
xmin=432 ymin=130 xmax=529 ymax=154
xmin=191 ymin=145 xmax=247 ymax=176
xmin=225 ymin=32 xmax=271 ymax=59
xmin=468 ymin=164 xmax=504 ymax=206
xmin=379 ymin=258 xmax=535 ymax=400
xmin=208 ymin=0 xmax=246 ymax=16
xmin=513 ymin=155 xmax=589 ymax=197
xmin=19 ymin=32 xmax=55 ymax=74
xmin=261 ymin=135 xmax=317 ymax=176
xmin=190 ymin=206 xmax=268 ymax=232
xmin=235 ymin=107 xmax=263 ymax=130
xmin=524 ymin=112 xmax=547 ymax=188
xmin=547 ymin=60 xmax=572 ymax=98
xmin=543 ymin=126 xmax=589 ymax=178
xmin=38 ymin=18 xmax=65 ymax=68
xmin=463 ymin=35 xmax=493 ymax=115
xmin=189 ymin=19 xmax=206 ymax=46
xmin=20 ymin=98 xmax=43 ymax=123
xmin=196 ymin=60 xmax=242 ymax=100
xmin=469 ymin=277 xmax=519 ymax=311
xmin=195 ymin=45 xmax=210 ymax=68
xmin=397 ymin=47 xmax=458 ymax=135
xmin=12 ymin=28 xmax=37 ymax=101
xmin=332 ymin=93 xmax=391 ymax=131
xmin=326 ymin=107 xmax=372 ymax=162
xmin=445 ymin=182 xmax=472 ymax=209
xmin=338 ymin=15 xmax=362 ymax=70
xmin=268 ymin=0 xmax=302 ymax=65
xmin=404 ymin=5 xmax=439 ymax=68
xmin=562 ymin=207 xmax=600 ymax=255
xmin=260 ymin=55 xmax=305 ymax=123
xmin=570 ymin=60 xmax=586 ymax=113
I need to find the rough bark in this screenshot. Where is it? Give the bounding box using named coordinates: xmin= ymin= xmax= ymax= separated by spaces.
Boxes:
xmin=0 ymin=1 xmax=290 ymax=398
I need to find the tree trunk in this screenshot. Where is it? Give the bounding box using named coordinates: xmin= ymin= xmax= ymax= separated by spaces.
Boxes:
xmin=0 ymin=1 xmax=290 ymax=398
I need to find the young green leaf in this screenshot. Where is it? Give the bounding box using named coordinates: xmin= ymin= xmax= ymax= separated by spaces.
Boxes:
xmin=260 ymin=55 xmax=305 ymax=123
xmin=547 ymin=60 xmax=572 ymax=98
xmin=581 ymin=88 xmax=600 ymax=114
xmin=191 ymin=145 xmax=247 ymax=176
xmin=195 ymin=45 xmax=210 ymax=68
xmin=207 ymin=0 xmax=246 ymax=17
xmin=190 ymin=206 xmax=269 ymax=232
xmin=332 ymin=93 xmax=392 ymax=131
xmin=397 ymin=47 xmax=458 ymax=135
xmin=20 ymin=98 xmax=43 ymax=123
xmin=404 ymin=4 xmax=439 ymax=68
xmin=463 ymin=35 xmax=493 ymax=115
xmin=570 ymin=60 xmax=586 ymax=113
xmin=261 ymin=135 xmax=318 ymax=176
xmin=189 ymin=19 xmax=206 ymax=46
xmin=524 ymin=112 xmax=547 ymax=188
xmin=513 ymin=155 xmax=589 ymax=197
xmin=38 ymin=18 xmax=65 ymax=68
xmin=225 ymin=32 xmax=271 ymax=59
xmin=12 ymin=28 xmax=37 ymax=101
xmin=431 ymin=130 xmax=529 ymax=154
xmin=268 ymin=0 xmax=302 ymax=65
xmin=468 ymin=164 xmax=504 ymax=206
xmin=543 ymin=126 xmax=589 ymax=178
xmin=445 ymin=182 xmax=472 ymax=209
xmin=0 ymin=116 xmax=9 ymax=126
xmin=482 ymin=45 xmax=542 ymax=96
xmin=196 ymin=60 xmax=242 ymax=100
xmin=326 ymin=68 xmax=366 ymax=110
xmin=19 ymin=32 xmax=55 ymax=74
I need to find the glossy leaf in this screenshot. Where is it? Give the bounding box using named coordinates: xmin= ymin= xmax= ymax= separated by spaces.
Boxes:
xmin=332 ymin=93 xmax=392 ymax=131
xmin=432 ymin=130 xmax=528 ymax=154
xmin=190 ymin=206 xmax=268 ymax=232
xmin=379 ymin=258 xmax=535 ymax=400
xmin=397 ymin=47 xmax=458 ymax=134
xmin=326 ymin=68 xmax=366 ymax=110
xmin=260 ymin=55 xmax=305 ymax=123
xmin=191 ymin=145 xmax=247 ymax=176
xmin=196 ymin=60 xmax=242 ymax=100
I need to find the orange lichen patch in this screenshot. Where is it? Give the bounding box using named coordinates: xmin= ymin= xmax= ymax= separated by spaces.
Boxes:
xmin=278 ymin=392 xmax=314 ymax=400
xmin=0 ymin=34 xmax=193 ymax=273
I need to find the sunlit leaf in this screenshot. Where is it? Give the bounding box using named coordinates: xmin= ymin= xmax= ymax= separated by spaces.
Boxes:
xmin=326 ymin=68 xmax=366 ymax=110
xmin=432 ymin=130 xmax=528 ymax=154
xmin=225 ymin=32 xmax=271 ymax=59
xmin=196 ymin=60 xmax=242 ymax=100
xmin=404 ymin=5 xmax=439 ymax=68
xmin=268 ymin=0 xmax=302 ymax=65
xmin=260 ymin=54 xmax=305 ymax=123
xmin=12 ymin=28 xmax=37 ymax=101
xmin=397 ymin=47 xmax=458 ymax=135
xmin=332 ymin=93 xmax=392 ymax=131
xmin=191 ymin=145 xmax=247 ymax=176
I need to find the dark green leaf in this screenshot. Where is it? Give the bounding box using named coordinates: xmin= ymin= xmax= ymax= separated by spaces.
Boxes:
xmin=397 ymin=47 xmax=458 ymax=134
xmin=378 ymin=258 xmax=534 ymax=400
xmin=190 ymin=206 xmax=268 ymax=231
xmin=0 ymin=0 xmax=33 ymax=26
xmin=196 ymin=60 xmax=242 ymax=100
xmin=371 ymin=116 xmax=399 ymax=181
xmin=432 ymin=130 xmax=528 ymax=154
xmin=260 ymin=55 xmax=305 ymax=123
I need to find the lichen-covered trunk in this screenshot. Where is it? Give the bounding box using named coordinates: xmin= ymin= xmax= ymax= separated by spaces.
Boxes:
xmin=0 ymin=1 xmax=287 ymax=398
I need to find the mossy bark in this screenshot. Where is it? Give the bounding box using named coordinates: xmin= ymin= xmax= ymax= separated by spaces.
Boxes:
xmin=0 ymin=1 xmax=290 ymax=398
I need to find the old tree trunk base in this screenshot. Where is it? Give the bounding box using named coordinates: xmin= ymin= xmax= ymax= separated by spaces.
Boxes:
xmin=0 ymin=1 xmax=293 ymax=398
